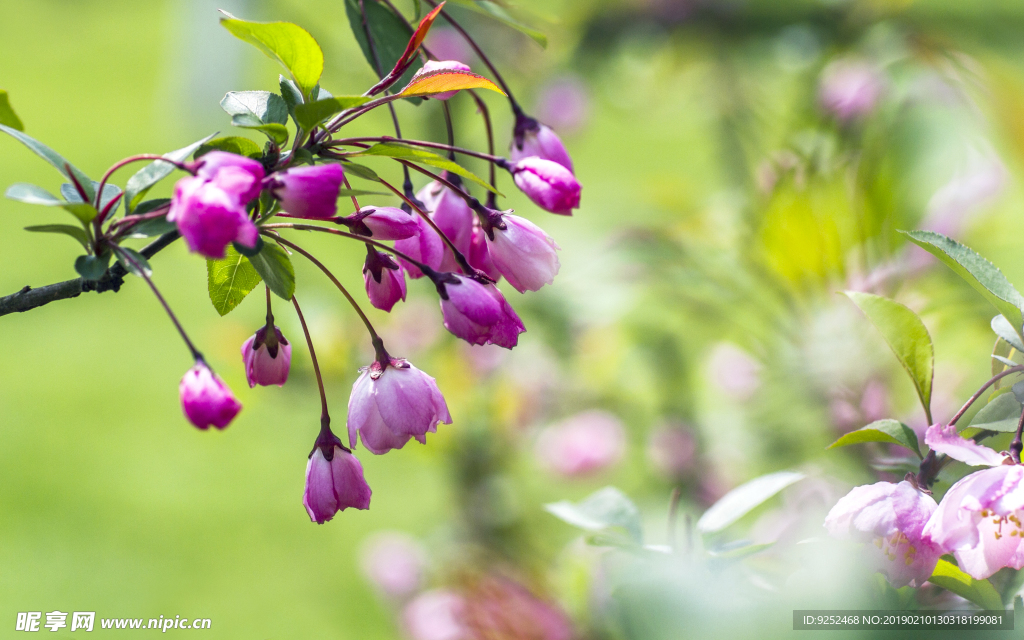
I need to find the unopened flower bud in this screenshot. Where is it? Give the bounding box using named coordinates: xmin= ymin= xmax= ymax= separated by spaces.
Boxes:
xmin=417 ymin=178 xmax=473 ymax=272
xmin=511 ymin=157 xmax=580 ymax=215
xmin=395 ymin=213 xmax=446 ymax=278
xmin=511 ymin=116 xmax=574 ymax=173
xmin=436 ymin=274 xmax=525 ymax=349
xmin=303 ymin=437 xmax=372 ymax=523
xmin=484 ymin=212 xmax=560 ymax=292
xmin=179 ymin=361 xmax=242 ymax=430
xmin=194 ymin=151 xmax=266 ymax=204
xmin=413 ymin=60 xmax=472 ymax=100
xmin=469 ymin=220 xmax=501 ymax=281
xmin=269 ymin=163 xmax=346 ymax=219
xmin=347 ymin=206 xmax=419 ymax=240
xmin=363 ymin=250 xmax=407 ymax=312
xmin=241 ymin=325 xmax=291 ymax=387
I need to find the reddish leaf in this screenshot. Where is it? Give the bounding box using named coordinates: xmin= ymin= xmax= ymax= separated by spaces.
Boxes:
xmin=368 ymin=2 xmax=446 ymax=96
xmin=398 ymin=69 xmax=505 ymax=98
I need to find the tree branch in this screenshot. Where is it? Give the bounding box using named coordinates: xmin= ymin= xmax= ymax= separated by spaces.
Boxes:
xmin=0 ymin=231 xmax=180 ymax=318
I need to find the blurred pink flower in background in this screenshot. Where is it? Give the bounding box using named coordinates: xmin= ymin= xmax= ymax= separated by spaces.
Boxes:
xmin=706 ymin=343 xmax=762 ymax=401
xmin=535 ymin=410 xmax=626 ymax=477
xmin=424 ymin=27 xmax=473 ymax=66
xmin=646 ymin=424 xmax=697 ymax=480
xmin=534 ymin=75 xmax=590 ymax=134
xmin=462 ymin=576 xmax=573 ymax=640
xmin=403 ymin=589 xmax=470 ymax=640
xmin=360 ymin=532 xmax=427 ymax=600
xmin=818 ymin=58 xmax=884 ymax=121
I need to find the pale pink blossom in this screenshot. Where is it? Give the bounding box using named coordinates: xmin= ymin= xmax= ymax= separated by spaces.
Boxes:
xmin=359 ymin=532 xmax=426 ymax=599
xmin=363 ymin=250 xmax=407 ymax=312
xmin=241 ymin=325 xmax=291 ymax=387
xmin=437 ymin=275 xmax=525 ymax=349
xmin=819 ymin=58 xmax=884 ymax=121
xmin=303 ymin=444 xmax=371 ymax=523
xmin=484 ymin=213 xmax=560 ymax=293
xmin=417 ymin=178 xmax=473 ymax=272
xmin=535 ymin=410 xmax=626 ymax=477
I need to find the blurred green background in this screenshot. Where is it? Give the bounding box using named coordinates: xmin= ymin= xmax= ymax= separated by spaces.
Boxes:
xmin=6 ymin=0 xmax=1024 ymax=638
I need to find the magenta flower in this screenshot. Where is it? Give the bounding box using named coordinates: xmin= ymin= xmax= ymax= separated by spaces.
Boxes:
xmin=921 ymin=424 xmax=1022 ymax=579
xmin=395 ymin=213 xmax=445 ymax=278
xmin=484 ymin=213 xmax=560 ymax=292
xmin=413 ymin=60 xmax=472 ymax=100
xmin=179 ymin=361 xmax=242 ymax=430
xmin=268 ymin=163 xmax=345 ymax=219
xmin=825 ymin=480 xmax=942 ymax=587
xmin=363 ymin=250 xmax=407 ymax=312
xmin=347 ymin=358 xmax=452 ymax=455
xmin=511 ymin=118 xmax=574 ymax=173
xmin=469 ymin=221 xmax=501 ymax=281
xmin=349 ymin=206 xmax=419 ymax=240
xmin=511 ymin=157 xmax=581 ymax=215
xmin=303 ymin=442 xmax=372 ymax=523
xmin=437 ymin=275 xmax=525 ymax=349
xmin=418 ymin=179 xmax=473 ymax=272
xmin=241 ymin=325 xmax=291 ymax=387
xmin=819 ymin=58 xmax=884 ymax=122
xmin=194 ymin=151 xmax=266 ymax=204
xmin=535 ymin=410 xmax=626 ymax=477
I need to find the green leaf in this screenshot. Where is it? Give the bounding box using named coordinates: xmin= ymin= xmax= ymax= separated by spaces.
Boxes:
xmin=350 ymin=142 xmax=500 ymax=194
xmin=60 ymin=182 xmax=122 ymax=213
xmin=0 ymin=90 xmax=24 ymax=131
xmin=844 ymin=291 xmax=934 ymax=420
xmin=967 ymin=391 xmax=1022 ymax=433
xmin=124 ymin=133 xmax=216 ymax=212
xmin=293 ymin=96 xmax=371 ymax=132
xmin=696 ymin=470 xmax=804 ymax=534
xmin=902 ymin=230 xmax=1024 ymax=339
xmin=74 ymin=252 xmax=111 ymax=281
xmin=706 ymin=540 xmax=775 ymax=560
xmin=220 ymin=14 xmax=324 ymax=98
xmin=196 ymin=136 xmax=263 ymax=159
xmin=24 ymin=224 xmax=90 ymax=249
xmin=444 ymin=0 xmax=547 ymax=47
xmin=343 ymin=0 xmax=423 ymax=102
xmin=338 ymin=188 xmax=387 ymax=198
xmin=207 ymin=246 xmax=263 ymax=316
xmin=248 ymin=241 xmax=295 ymax=301
xmin=827 ymin=420 xmax=922 ymax=457
xmin=220 ymin=91 xmax=290 ymax=145
xmin=544 ymin=487 xmax=643 ymax=544
xmin=115 ymin=247 xmax=152 ymax=278
xmin=992 ymin=314 xmax=1024 ymax=352
xmin=126 ymin=216 xmax=176 ymax=239
xmin=0 ymin=124 xmax=94 ymax=202
xmin=929 ymin=558 xmax=1004 ymax=611
xmin=6 ymin=183 xmax=98 ymax=223
xmin=340 ymin=160 xmax=380 ymax=182
xmin=278 ymin=77 xmax=333 ymax=120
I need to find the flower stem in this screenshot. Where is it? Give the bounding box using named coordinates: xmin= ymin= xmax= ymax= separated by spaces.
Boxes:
xmin=95 ymin=154 xmax=193 ymax=210
xmin=329 ymin=137 xmax=508 ymax=166
xmin=291 ymin=294 xmax=330 ymax=423
xmin=261 ymin=223 xmax=428 ymax=270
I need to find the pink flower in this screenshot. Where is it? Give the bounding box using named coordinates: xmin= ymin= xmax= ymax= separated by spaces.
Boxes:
xmin=395 ymin=213 xmax=445 ymax=279
xmin=303 ymin=443 xmax=372 ymax=523
xmin=819 ymin=58 xmax=884 ymax=122
xmin=347 ymin=358 xmax=452 ymax=455
xmin=363 ymin=250 xmax=407 ymax=312
xmin=179 ymin=362 xmax=242 ymax=430
xmin=269 ymin=163 xmax=345 ymax=219
xmin=350 ymin=206 xmax=419 ymax=240
xmin=437 ymin=275 xmax=525 ymax=349
xmin=706 ymin=343 xmax=762 ymax=401
xmin=535 ymin=410 xmax=626 ymax=477
xmin=414 ymin=60 xmax=472 ymax=100
xmin=920 ymin=424 xmax=1021 ymax=579
xmin=194 ymin=151 xmax=266 ymax=204
xmin=511 ymin=117 xmax=574 ymax=173
xmin=418 ymin=178 xmax=474 ymax=272
xmin=167 ymin=171 xmax=260 ymax=259
xmin=511 ymin=157 xmax=580 ymax=215
xmin=484 ymin=213 xmax=560 ymax=292
xmin=462 ymin=577 xmax=574 ymax=640
xmin=824 ymin=480 xmax=942 ymax=587
xmin=468 ymin=220 xmax=500 ymax=281
xmin=403 ymin=590 xmax=470 ymax=640
xmin=359 ymin=532 xmax=426 ymax=599
xmin=241 ymin=325 xmax=291 ymax=387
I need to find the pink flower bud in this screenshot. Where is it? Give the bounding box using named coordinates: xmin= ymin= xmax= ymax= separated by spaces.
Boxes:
xmin=438 ymin=275 xmax=525 ymax=349
xmin=395 ymin=213 xmax=446 ymax=278
xmin=535 ymin=410 xmax=625 ymax=477
xmin=414 ymin=60 xmax=472 ymax=100
xmin=360 ymin=532 xmax=427 ymax=599
xmin=167 ymin=174 xmax=259 ymax=259
xmin=363 ymin=251 xmax=407 ymax=312
xmin=347 ymin=358 xmax=452 ymax=455
xmin=418 ymin=179 xmax=473 ymax=272
xmin=179 ymin=362 xmax=242 ymax=430
xmin=303 ymin=444 xmax=371 ymax=523
xmin=194 ymin=151 xmax=266 ymax=204
xmin=469 ymin=220 xmax=501 ymax=281
xmin=484 ymin=213 xmax=560 ymax=293
xmin=241 ymin=326 xmax=291 ymax=387
xmin=352 ymin=206 xmax=419 ymax=240
xmin=511 ymin=119 xmax=574 ymax=173
xmin=511 ymin=157 xmax=581 ymax=215
xmin=819 ymin=59 xmax=884 ymax=122
xmin=269 ymin=163 xmax=345 ymax=219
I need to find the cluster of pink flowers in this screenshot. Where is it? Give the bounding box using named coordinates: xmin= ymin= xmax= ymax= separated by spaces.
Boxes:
xmin=825 ymin=424 xmax=1024 ymax=584
xmin=165 ymin=99 xmax=580 ymax=524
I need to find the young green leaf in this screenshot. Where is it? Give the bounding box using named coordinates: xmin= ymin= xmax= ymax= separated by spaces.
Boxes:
xmin=544 ymin=487 xmax=643 ymax=544
xmin=992 ymin=314 xmax=1024 ymax=352
xmin=0 ymin=124 xmax=94 ymax=202
xmin=0 ymin=90 xmax=24 ymax=131
xmin=827 ymin=419 xmax=922 ymax=457
xmin=967 ymin=391 xmax=1022 ymax=433
xmin=115 ymin=247 xmax=153 ymax=278
xmin=344 ymin=0 xmax=423 ymax=101
xmin=929 ymin=558 xmax=1004 ymax=611
xmin=6 ymin=183 xmax=98 ymax=223
xmin=902 ymin=230 xmax=1024 ymax=339
xmin=398 ymin=69 xmax=505 ymax=98
xmin=844 ymin=291 xmax=934 ymax=421
xmin=248 ymin=242 xmax=295 ymax=301
xmin=220 ymin=91 xmax=290 ymax=145
xmin=350 ymin=142 xmax=500 ymax=194
xmin=444 ymin=0 xmax=547 ymax=47
xmin=696 ymin=471 xmax=804 ymax=534
xmin=207 ymin=246 xmax=263 ymax=316
xmin=220 ymin=14 xmax=324 ymax=98
xmin=24 ymin=224 xmax=90 ymax=250
xmin=340 ymin=160 xmax=380 ymax=182
xmin=195 ymin=136 xmax=263 ymax=159
xmin=124 ymin=133 xmax=217 ymax=212
xmin=126 ymin=216 xmax=177 ymax=239
xmin=293 ymin=96 xmax=371 ymax=132
xmin=74 ymin=252 xmax=111 ymax=281
xmin=60 ymin=182 xmax=122 ymax=214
